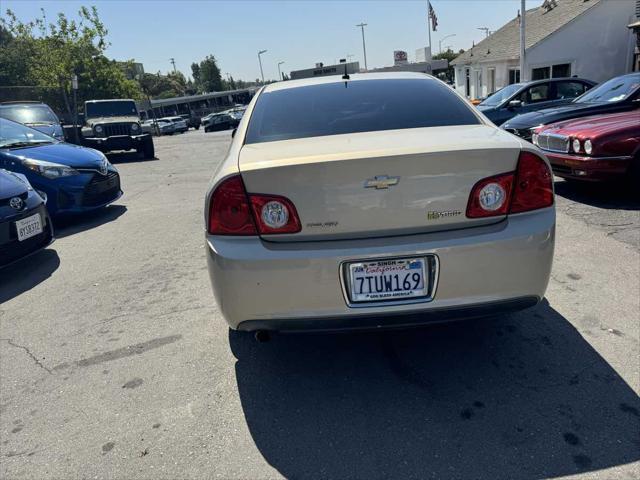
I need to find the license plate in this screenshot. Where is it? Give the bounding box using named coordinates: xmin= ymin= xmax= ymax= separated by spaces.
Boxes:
xmin=348 ymin=257 xmax=428 ymax=303
xmin=15 ymin=213 xmax=43 ymax=242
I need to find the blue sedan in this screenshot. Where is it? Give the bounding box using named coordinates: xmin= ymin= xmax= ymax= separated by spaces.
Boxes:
xmin=0 ymin=118 xmax=123 ymax=216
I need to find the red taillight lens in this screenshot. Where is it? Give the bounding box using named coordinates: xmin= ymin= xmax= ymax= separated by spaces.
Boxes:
xmin=466 ymin=172 xmax=514 ymax=218
xmin=208 ymin=175 xmax=301 ymax=235
xmin=511 ymin=151 xmax=554 ymax=213
xmin=208 ymin=175 xmax=257 ymax=235
xmin=250 ymin=194 xmax=302 ymax=234
xmin=466 ymin=151 xmax=553 ymax=218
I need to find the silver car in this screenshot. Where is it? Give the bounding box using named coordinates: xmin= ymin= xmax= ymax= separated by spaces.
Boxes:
xmin=205 ymin=72 xmax=555 ymax=332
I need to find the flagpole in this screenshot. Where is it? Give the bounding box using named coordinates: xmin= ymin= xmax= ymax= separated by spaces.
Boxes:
xmin=427 ymin=0 xmax=432 ymax=55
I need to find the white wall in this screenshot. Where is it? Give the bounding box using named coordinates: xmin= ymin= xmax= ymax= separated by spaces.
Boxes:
xmin=525 ymin=0 xmax=635 ymax=83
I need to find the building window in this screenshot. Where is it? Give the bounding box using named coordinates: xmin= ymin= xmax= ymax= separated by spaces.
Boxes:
xmin=532 ymin=66 xmax=551 ymax=80
xmin=508 ymin=69 xmax=520 ymax=84
xmin=552 ymin=63 xmax=571 ymax=78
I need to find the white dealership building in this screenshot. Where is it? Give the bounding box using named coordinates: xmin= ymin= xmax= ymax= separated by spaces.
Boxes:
xmin=451 ymin=0 xmax=636 ymax=99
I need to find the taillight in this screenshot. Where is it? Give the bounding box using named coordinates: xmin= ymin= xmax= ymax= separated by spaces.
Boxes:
xmin=249 ymin=195 xmax=301 ymax=234
xmin=510 ymin=151 xmax=554 ymax=213
xmin=208 ymin=175 xmax=301 ymax=235
xmin=466 ymin=172 xmax=514 ymax=218
xmin=466 ymin=151 xmax=553 ymax=218
xmin=208 ymin=176 xmax=257 ymax=235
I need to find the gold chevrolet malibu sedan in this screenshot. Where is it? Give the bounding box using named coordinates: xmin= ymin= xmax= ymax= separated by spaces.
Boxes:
xmin=205 ymin=72 xmax=555 ymax=332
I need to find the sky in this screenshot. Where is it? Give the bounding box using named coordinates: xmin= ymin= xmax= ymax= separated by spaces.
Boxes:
xmin=2 ymin=0 xmax=544 ymax=82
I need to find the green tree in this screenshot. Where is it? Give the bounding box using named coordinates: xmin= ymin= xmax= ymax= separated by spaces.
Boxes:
xmin=0 ymin=7 xmax=141 ymax=118
xmin=191 ymin=55 xmax=223 ymax=93
xmin=138 ymin=72 xmax=185 ymax=98
xmin=432 ymin=48 xmax=461 ymax=83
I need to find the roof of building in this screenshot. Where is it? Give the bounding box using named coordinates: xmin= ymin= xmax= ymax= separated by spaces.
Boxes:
xmin=451 ymin=0 xmax=602 ymax=66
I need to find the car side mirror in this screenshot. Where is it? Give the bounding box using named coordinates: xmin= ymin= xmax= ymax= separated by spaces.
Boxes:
xmin=231 ymin=128 xmax=237 ymax=138
xmin=508 ymin=100 xmax=522 ymax=109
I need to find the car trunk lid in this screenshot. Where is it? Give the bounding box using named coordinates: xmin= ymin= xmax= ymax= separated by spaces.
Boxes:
xmin=239 ymin=125 xmax=522 ymax=242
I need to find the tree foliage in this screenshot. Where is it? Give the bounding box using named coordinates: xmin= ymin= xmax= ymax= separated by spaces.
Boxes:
xmin=0 ymin=7 xmax=141 ymax=118
xmin=191 ymin=55 xmax=223 ymax=93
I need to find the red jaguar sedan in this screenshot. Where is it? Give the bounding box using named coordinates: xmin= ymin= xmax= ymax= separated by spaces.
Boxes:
xmin=532 ymin=111 xmax=639 ymax=182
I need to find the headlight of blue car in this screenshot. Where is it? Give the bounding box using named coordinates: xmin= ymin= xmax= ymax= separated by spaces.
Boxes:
xmin=23 ymin=158 xmax=80 ymax=179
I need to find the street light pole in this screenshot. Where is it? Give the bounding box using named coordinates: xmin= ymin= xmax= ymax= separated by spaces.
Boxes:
xmin=356 ymin=23 xmax=368 ymax=71
xmin=277 ymin=61 xmax=285 ymax=81
xmin=438 ymin=34 xmax=456 ymax=54
xmin=258 ymin=50 xmax=267 ymax=84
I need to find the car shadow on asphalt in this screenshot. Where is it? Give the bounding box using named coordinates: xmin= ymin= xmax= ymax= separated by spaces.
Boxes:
xmin=54 ymin=205 xmax=127 ymax=239
xmin=554 ymin=180 xmax=639 ymax=211
xmin=230 ymin=300 xmax=640 ymax=480
xmin=0 ymin=249 xmax=60 ymax=304
xmin=106 ymin=151 xmax=158 ymax=164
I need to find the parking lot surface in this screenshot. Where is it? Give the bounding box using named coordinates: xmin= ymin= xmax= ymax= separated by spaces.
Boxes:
xmin=1 ymin=130 xmax=638 ymax=479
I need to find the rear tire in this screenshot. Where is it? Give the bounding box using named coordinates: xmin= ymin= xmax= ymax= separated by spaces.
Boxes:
xmin=138 ymin=137 xmax=155 ymax=159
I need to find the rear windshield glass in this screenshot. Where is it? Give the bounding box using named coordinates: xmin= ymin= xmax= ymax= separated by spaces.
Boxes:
xmin=85 ymin=101 xmax=138 ymax=118
xmin=245 ymin=78 xmax=480 ymax=144
xmin=0 ymin=105 xmax=59 ymax=125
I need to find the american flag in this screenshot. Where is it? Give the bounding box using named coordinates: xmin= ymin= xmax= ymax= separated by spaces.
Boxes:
xmin=429 ymin=3 xmax=438 ymax=32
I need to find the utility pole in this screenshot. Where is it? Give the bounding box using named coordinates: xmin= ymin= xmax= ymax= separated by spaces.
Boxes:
xmin=169 ymin=58 xmax=177 ymax=74
xmin=477 ymin=27 xmax=490 ymax=38
xmin=519 ymin=0 xmax=526 ymax=82
xmin=277 ymin=61 xmax=285 ymax=81
xmin=258 ymin=50 xmax=267 ymax=84
xmin=356 ymin=23 xmax=368 ymax=70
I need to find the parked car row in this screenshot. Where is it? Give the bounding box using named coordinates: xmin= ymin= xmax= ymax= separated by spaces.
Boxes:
xmin=0 ymin=118 xmax=123 ymax=268
xmin=476 ymin=73 xmax=640 ymax=183
xmin=141 ymin=115 xmax=189 ymax=136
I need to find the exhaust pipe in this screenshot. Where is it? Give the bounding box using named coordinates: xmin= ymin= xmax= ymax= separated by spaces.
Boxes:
xmin=254 ymin=330 xmax=270 ymax=343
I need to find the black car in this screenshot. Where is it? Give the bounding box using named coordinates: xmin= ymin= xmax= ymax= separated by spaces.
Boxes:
xmin=502 ymin=73 xmax=640 ymax=141
xmin=477 ymin=77 xmax=596 ymax=126
xmin=0 ymin=169 xmax=54 ymax=268
xmin=203 ymin=113 xmax=235 ymax=132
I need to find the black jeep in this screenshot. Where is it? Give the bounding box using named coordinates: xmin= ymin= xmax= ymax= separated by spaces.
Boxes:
xmin=81 ymin=99 xmax=154 ymax=158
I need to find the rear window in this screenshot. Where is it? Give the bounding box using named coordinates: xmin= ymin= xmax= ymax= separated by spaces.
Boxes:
xmin=245 ymin=78 xmax=480 ymax=144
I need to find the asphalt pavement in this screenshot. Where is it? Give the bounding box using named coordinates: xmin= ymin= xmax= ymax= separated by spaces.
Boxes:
xmin=1 ymin=130 xmax=638 ymax=479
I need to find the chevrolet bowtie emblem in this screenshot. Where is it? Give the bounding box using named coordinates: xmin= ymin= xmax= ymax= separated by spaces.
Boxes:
xmin=364 ymin=175 xmax=400 ymax=190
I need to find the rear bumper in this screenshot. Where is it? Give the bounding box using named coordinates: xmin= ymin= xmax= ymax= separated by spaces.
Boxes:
xmin=236 ymin=297 xmax=540 ymax=332
xmin=206 ymin=208 xmax=555 ymax=330
xmin=545 ymin=151 xmax=632 ymax=181
xmin=82 ymin=134 xmax=150 ymax=152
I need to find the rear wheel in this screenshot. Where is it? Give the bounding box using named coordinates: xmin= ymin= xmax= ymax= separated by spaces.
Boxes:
xmin=137 ymin=137 xmax=155 ymax=159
